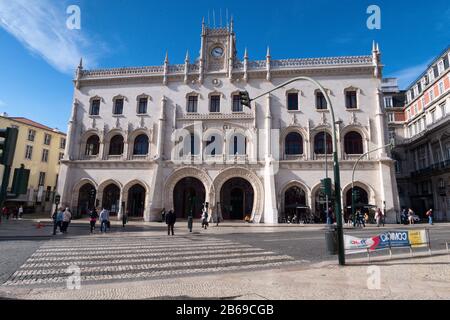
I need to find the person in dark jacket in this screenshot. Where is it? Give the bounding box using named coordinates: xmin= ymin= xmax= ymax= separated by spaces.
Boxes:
xmin=89 ymin=208 xmax=99 ymax=233
xmin=165 ymin=209 xmax=176 ymax=236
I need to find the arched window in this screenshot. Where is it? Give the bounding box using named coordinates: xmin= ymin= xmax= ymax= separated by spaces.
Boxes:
xmin=314 ymin=132 xmax=332 ymax=154
xmin=133 ymin=134 xmax=149 ymax=155
xmin=344 ymin=131 xmax=363 ymax=154
xmin=109 ymin=135 xmax=124 ymax=155
xmin=206 ymin=136 xmax=216 ymax=156
xmin=285 ymin=132 xmax=303 ymax=155
xmin=85 ymin=135 xmax=100 ymax=156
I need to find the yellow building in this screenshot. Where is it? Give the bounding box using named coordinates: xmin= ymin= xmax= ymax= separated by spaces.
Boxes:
xmin=0 ymin=114 xmax=66 ymax=212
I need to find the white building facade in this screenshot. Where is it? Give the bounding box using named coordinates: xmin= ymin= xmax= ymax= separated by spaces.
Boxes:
xmin=58 ymin=21 xmax=400 ymax=223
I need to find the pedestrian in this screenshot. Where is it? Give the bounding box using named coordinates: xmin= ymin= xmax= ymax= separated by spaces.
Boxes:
xmin=401 ymin=208 xmax=408 ymax=224
xmin=62 ymin=207 xmax=72 ymax=233
xmin=201 ymin=208 xmax=209 ymax=230
xmin=89 ymin=208 xmax=99 ymax=233
xmin=161 ymin=208 xmax=166 ymax=223
xmin=122 ymin=210 xmax=128 ymax=228
xmin=375 ymin=208 xmax=382 ymax=227
xmin=99 ymin=208 xmax=110 ymax=233
xmin=56 ymin=207 xmax=64 ymax=233
xmin=165 ymin=209 xmax=176 ymax=236
xmin=51 ymin=208 xmax=58 ymax=235
xmin=2 ymin=206 xmax=9 ymax=220
xmin=13 ymin=206 xmax=19 ymax=219
xmin=408 ymin=208 xmax=415 ymax=225
xmin=18 ymin=205 xmax=23 ymax=219
xmin=426 ymin=209 xmax=433 ymax=225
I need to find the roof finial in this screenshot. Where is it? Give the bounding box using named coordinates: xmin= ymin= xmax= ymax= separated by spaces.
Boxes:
xmin=372 ymin=40 xmax=377 ymax=52
xmin=185 ymin=50 xmax=190 ymax=62
xmin=266 ymin=46 xmax=271 ymax=58
xmin=164 ymin=51 xmax=169 ymax=64
xmin=78 ymin=58 xmax=83 ymax=69
xmin=230 ymin=15 xmax=234 ymax=32
xmin=376 ymin=42 xmax=380 ymax=53
xmin=244 ymin=47 xmax=248 ymax=59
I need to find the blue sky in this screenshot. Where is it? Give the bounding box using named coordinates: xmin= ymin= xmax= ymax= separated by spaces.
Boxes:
xmin=0 ymin=0 xmax=449 ymax=131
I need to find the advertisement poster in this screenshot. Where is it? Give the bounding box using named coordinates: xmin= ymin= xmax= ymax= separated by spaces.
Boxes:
xmin=344 ymin=230 xmax=428 ymax=254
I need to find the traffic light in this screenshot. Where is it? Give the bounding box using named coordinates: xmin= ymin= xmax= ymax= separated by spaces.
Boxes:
xmin=321 ymin=178 xmax=332 ymax=197
xmin=0 ymin=127 xmax=18 ymax=166
xmin=239 ymin=91 xmax=251 ymax=108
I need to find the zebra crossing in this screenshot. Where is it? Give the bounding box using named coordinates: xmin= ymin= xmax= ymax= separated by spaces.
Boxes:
xmin=4 ymin=235 xmax=298 ymax=286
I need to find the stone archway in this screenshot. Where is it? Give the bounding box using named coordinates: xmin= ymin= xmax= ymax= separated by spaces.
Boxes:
xmin=212 ymin=167 xmax=264 ymax=223
xmin=71 ymin=178 xmax=98 ymax=210
xmin=279 ymin=181 xmax=310 ymax=223
xmin=163 ymin=167 xmax=214 ymax=213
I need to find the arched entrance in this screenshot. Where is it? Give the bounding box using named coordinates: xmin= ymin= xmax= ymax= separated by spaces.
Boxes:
xmin=102 ymin=184 xmax=121 ymax=214
xmin=77 ymin=183 xmax=96 ymax=216
xmin=345 ymin=186 xmax=369 ymax=220
xmin=220 ymin=178 xmax=254 ymax=220
xmin=127 ymin=184 xmax=146 ymax=217
xmin=283 ymin=186 xmax=307 ymax=223
xmin=314 ymin=186 xmax=335 ymax=223
xmin=173 ymin=177 xmax=206 ymax=219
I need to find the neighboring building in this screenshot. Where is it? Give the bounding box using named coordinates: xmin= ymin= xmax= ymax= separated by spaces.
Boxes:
xmin=0 ymin=114 xmax=66 ymax=213
xmin=389 ymin=46 xmax=450 ymax=221
xmin=58 ymin=20 xmax=399 ymax=223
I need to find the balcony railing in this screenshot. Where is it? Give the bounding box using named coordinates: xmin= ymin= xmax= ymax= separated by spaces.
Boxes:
xmin=283 ymin=154 xmax=306 ymax=161
xmin=411 ymin=159 xmax=450 ymax=177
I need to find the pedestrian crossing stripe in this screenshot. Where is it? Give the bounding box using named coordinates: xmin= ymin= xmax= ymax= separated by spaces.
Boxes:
xmin=4 ymin=236 xmax=298 ymax=286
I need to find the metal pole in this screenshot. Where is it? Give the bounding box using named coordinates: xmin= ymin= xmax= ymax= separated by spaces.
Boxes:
xmin=249 ymin=76 xmax=346 ymax=265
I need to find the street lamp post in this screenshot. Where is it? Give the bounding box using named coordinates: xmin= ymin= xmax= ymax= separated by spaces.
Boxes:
xmin=351 ymin=142 xmax=393 ymax=227
xmin=243 ymin=76 xmax=346 ymax=265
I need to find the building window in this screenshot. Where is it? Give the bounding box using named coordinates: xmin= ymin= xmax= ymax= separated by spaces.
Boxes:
xmin=344 ymin=131 xmax=363 ymax=155
xmin=384 ymin=96 xmax=393 ymax=108
xmin=444 ymin=55 xmax=449 ymax=69
xmin=314 ymin=132 xmax=332 ymax=154
xmin=316 ymin=92 xmax=327 ymax=110
xmin=38 ymin=172 xmax=46 ymax=186
xmin=388 ymin=113 xmax=395 ymax=122
xmin=85 ymin=135 xmax=100 ymax=156
xmin=109 ymin=135 xmax=124 ymax=155
xmin=210 ymin=95 xmax=221 ymax=112
xmin=285 ymin=132 xmax=303 ymax=155
xmin=433 ymin=65 xmax=439 ymax=78
xmin=430 ymin=109 xmax=436 ymax=123
xmin=25 ymin=145 xmax=33 ymax=160
xmin=41 ymin=149 xmax=49 ymax=162
xmin=287 ymin=92 xmax=299 ymax=111
xmin=44 ymin=133 xmax=52 ymax=145
xmin=439 ymin=82 xmax=444 ymax=95
xmin=59 ymin=152 xmax=64 ymax=161
xmin=441 ymin=102 xmax=447 ymax=117
xmin=27 ymin=129 xmax=36 ymax=142
xmin=417 ymin=82 xmax=422 ymax=94
xmin=60 ymin=138 xmax=66 ymax=149
xmin=113 ymin=98 xmax=124 ymax=115
xmin=345 ymin=91 xmax=358 ymax=109
xmin=133 ymin=134 xmax=149 ymax=155
xmin=438 ymin=61 xmax=445 ymax=74
xmin=90 ymin=99 xmax=100 ymax=116
xmin=187 ymin=96 xmax=198 ymax=113
xmin=232 ymin=95 xmax=242 ymax=112
xmin=138 ymin=98 xmax=148 ymax=114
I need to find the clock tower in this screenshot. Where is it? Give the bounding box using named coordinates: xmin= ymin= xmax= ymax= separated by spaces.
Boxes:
xmin=199 ymin=18 xmax=237 ymax=79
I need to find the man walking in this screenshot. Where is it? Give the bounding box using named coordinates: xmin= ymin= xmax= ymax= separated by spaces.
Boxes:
xmin=99 ymin=208 xmax=110 ymax=233
xmin=62 ymin=208 xmax=72 ymax=233
xmin=375 ymin=208 xmax=382 ymax=227
xmin=165 ymin=209 xmax=176 ymax=236
xmin=426 ymin=209 xmax=433 ymax=225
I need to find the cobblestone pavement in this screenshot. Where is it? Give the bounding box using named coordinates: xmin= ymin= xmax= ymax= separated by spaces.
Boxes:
xmin=2 ymin=234 xmax=300 ymax=287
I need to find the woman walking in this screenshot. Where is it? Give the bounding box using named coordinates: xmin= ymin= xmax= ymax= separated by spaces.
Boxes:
xmin=89 ymin=208 xmax=99 ymax=233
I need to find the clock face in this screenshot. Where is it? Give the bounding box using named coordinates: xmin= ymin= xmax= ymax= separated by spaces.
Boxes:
xmin=211 ymin=46 xmax=224 ymax=58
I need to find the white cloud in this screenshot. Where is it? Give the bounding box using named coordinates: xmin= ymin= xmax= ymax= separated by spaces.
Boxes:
xmin=0 ymin=0 xmax=104 ymax=74
xmin=389 ymin=59 xmax=433 ymax=89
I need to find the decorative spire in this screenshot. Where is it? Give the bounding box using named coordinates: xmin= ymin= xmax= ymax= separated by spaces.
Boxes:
xmin=230 ymin=15 xmax=234 ymax=32
xmin=266 ymin=46 xmax=271 ymax=81
xmin=372 ymin=40 xmax=376 ymax=52
xmin=266 ymin=46 xmax=271 ymax=58
xmin=185 ymin=50 xmax=190 ymax=63
xmin=244 ymin=47 xmax=248 ymax=59
xmin=78 ymin=58 xmax=83 ymax=70
xmin=164 ymin=51 xmax=169 ymax=64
